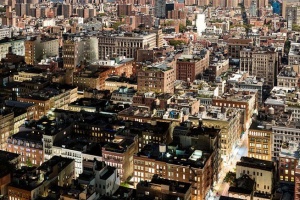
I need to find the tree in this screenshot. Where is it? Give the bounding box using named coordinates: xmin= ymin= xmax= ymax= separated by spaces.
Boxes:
xmin=169 ymin=40 xmax=187 ymax=47
xmin=26 ymin=158 xmax=33 ymax=167
xmin=111 ymin=21 xmax=125 ymax=30
xmin=186 ymin=19 xmax=192 ymax=26
xmin=224 ymin=171 xmax=236 ymax=186
xmin=179 ymin=23 xmax=186 ymax=32
xmin=292 ymin=24 xmax=300 ymax=31
xmin=284 ymin=40 xmax=291 ymax=54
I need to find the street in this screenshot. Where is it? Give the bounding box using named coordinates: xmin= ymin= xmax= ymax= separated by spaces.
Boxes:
xmin=207 ymin=132 xmax=248 ymax=200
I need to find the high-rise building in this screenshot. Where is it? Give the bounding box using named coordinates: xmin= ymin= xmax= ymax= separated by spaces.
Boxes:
xmin=250 ymin=0 xmax=257 ymax=17
xmin=285 ymin=4 xmax=300 ymax=25
xmin=154 ymin=0 xmax=166 ymax=18
xmin=62 ymin=39 xmax=84 ymax=70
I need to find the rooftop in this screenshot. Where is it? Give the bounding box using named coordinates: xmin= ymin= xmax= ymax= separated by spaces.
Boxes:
xmin=214 ymin=88 xmax=256 ymax=102
xmin=237 ymin=157 xmax=274 ymax=171
xmin=137 ymin=144 xmax=211 ymax=169
xmin=103 ymin=138 xmax=134 ymax=153
xmin=279 ymin=141 xmax=300 ymax=159
xmin=138 ymin=175 xmax=191 ymax=194
xmin=99 ymin=166 xmax=116 ymax=180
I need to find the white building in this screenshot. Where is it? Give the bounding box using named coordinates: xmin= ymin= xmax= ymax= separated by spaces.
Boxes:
xmin=196 ymin=13 xmax=206 ymax=36
xmin=95 ymin=165 xmax=120 ymax=196
xmin=0 ymin=38 xmax=24 ymax=60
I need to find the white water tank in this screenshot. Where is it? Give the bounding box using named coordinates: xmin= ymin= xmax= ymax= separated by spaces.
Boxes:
xmin=268 ymin=106 xmax=274 ymax=115
xmin=159 ymin=144 xmax=166 ymax=153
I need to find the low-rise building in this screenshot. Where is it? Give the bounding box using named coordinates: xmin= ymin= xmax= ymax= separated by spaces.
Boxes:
xmin=212 ymin=88 xmax=257 ymax=130
xmin=237 ymin=76 xmax=264 ymax=104
xmin=137 ymin=63 xmax=175 ymax=94
xmin=136 ymin=175 xmax=192 ymax=200
xmin=277 ymin=66 xmax=299 ymax=88
xmin=133 ymin=144 xmax=214 ymax=200
xmin=17 ymin=84 xmax=77 ymax=119
xmin=102 ymin=138 xmax=136 ymax=182
xmin=236 ymin=157 xmax=275 ymax=195
xmin=8 ymin=156 xmax=75 ymax=200
xmin=111 ymin=86 xmax=136 ymax=105
xmin=278 ymin=141 xmax=299 ymax=183
xmin=0 ymin=150 xmax=20 ymax=196
xmin=176 ymin=50 xmax=210 ymax=82
xmin=202 ymin=106 xmax=241 ymax=162
xmin=7 ymin=130 xmax=43 ymax=166
xmin=105 ymin=76 xmax=137 ymax=92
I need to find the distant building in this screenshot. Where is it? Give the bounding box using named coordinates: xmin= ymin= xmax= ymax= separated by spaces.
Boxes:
xmin=154 ymin=0 xmax=166 ymax=18
xmin=98 ymin=32 xmax=157 ymax=59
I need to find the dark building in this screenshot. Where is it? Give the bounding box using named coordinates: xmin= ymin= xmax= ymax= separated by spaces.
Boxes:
xmin=136 ymin=175 xmax=192 ymax=200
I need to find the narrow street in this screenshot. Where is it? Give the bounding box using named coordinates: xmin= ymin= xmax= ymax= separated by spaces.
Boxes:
xmin=207 ymin=132 xmax=248 ymax=200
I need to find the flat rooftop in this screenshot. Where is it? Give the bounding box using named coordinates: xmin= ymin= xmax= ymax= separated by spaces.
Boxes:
xmin=237 ymin=157 xmax=274 ymax=171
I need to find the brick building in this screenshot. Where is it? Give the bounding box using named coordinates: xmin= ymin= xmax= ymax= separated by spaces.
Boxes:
xmin=176 ymin=50 xmax=210 ymax=82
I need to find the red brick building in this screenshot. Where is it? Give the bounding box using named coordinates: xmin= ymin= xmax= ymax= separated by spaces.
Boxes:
xmin=176 ymin=51 xmax=210 ymax=82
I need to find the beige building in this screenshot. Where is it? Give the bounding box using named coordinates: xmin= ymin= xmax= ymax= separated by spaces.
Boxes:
xmin=289 ymin=43 xmax=300 ymax=65
xmin=248 ymin=121 xmax=272 ymax=161
xmin=240 ymin=47 xmax=278 ymax=87
xmin=277 ymin=66 xmax=299 ymax=87
xmin=0 ymin=37 xmax=24 ymax=61
xmin=73 ymin=70 xmax=101 ymax=90
xmin=137 ymin=63 xmax=175 ymax=94
xmin=105 ymin=77 xmax=137 ymax=92
xmin=62 ymin=39 xmax=84 ymax=69
xmin=102 ymin=138 xmax=136 ymax=182
xmin=98 ymin=32 xmax=157 ymax=59
xmin=13 ymin=70 xmax=47 ymax=82
xmin=236 ymin=157 xmax=275 ymax=195
xmin=0 ymin=109 xmax=14 ymax=150
xmin=202 ymin=106 xmax=241 ymax=162
xmin=25 ymin=36 xmax=59 ymax=65
xmin=17 ymin=85 xmax=78 ymax=119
